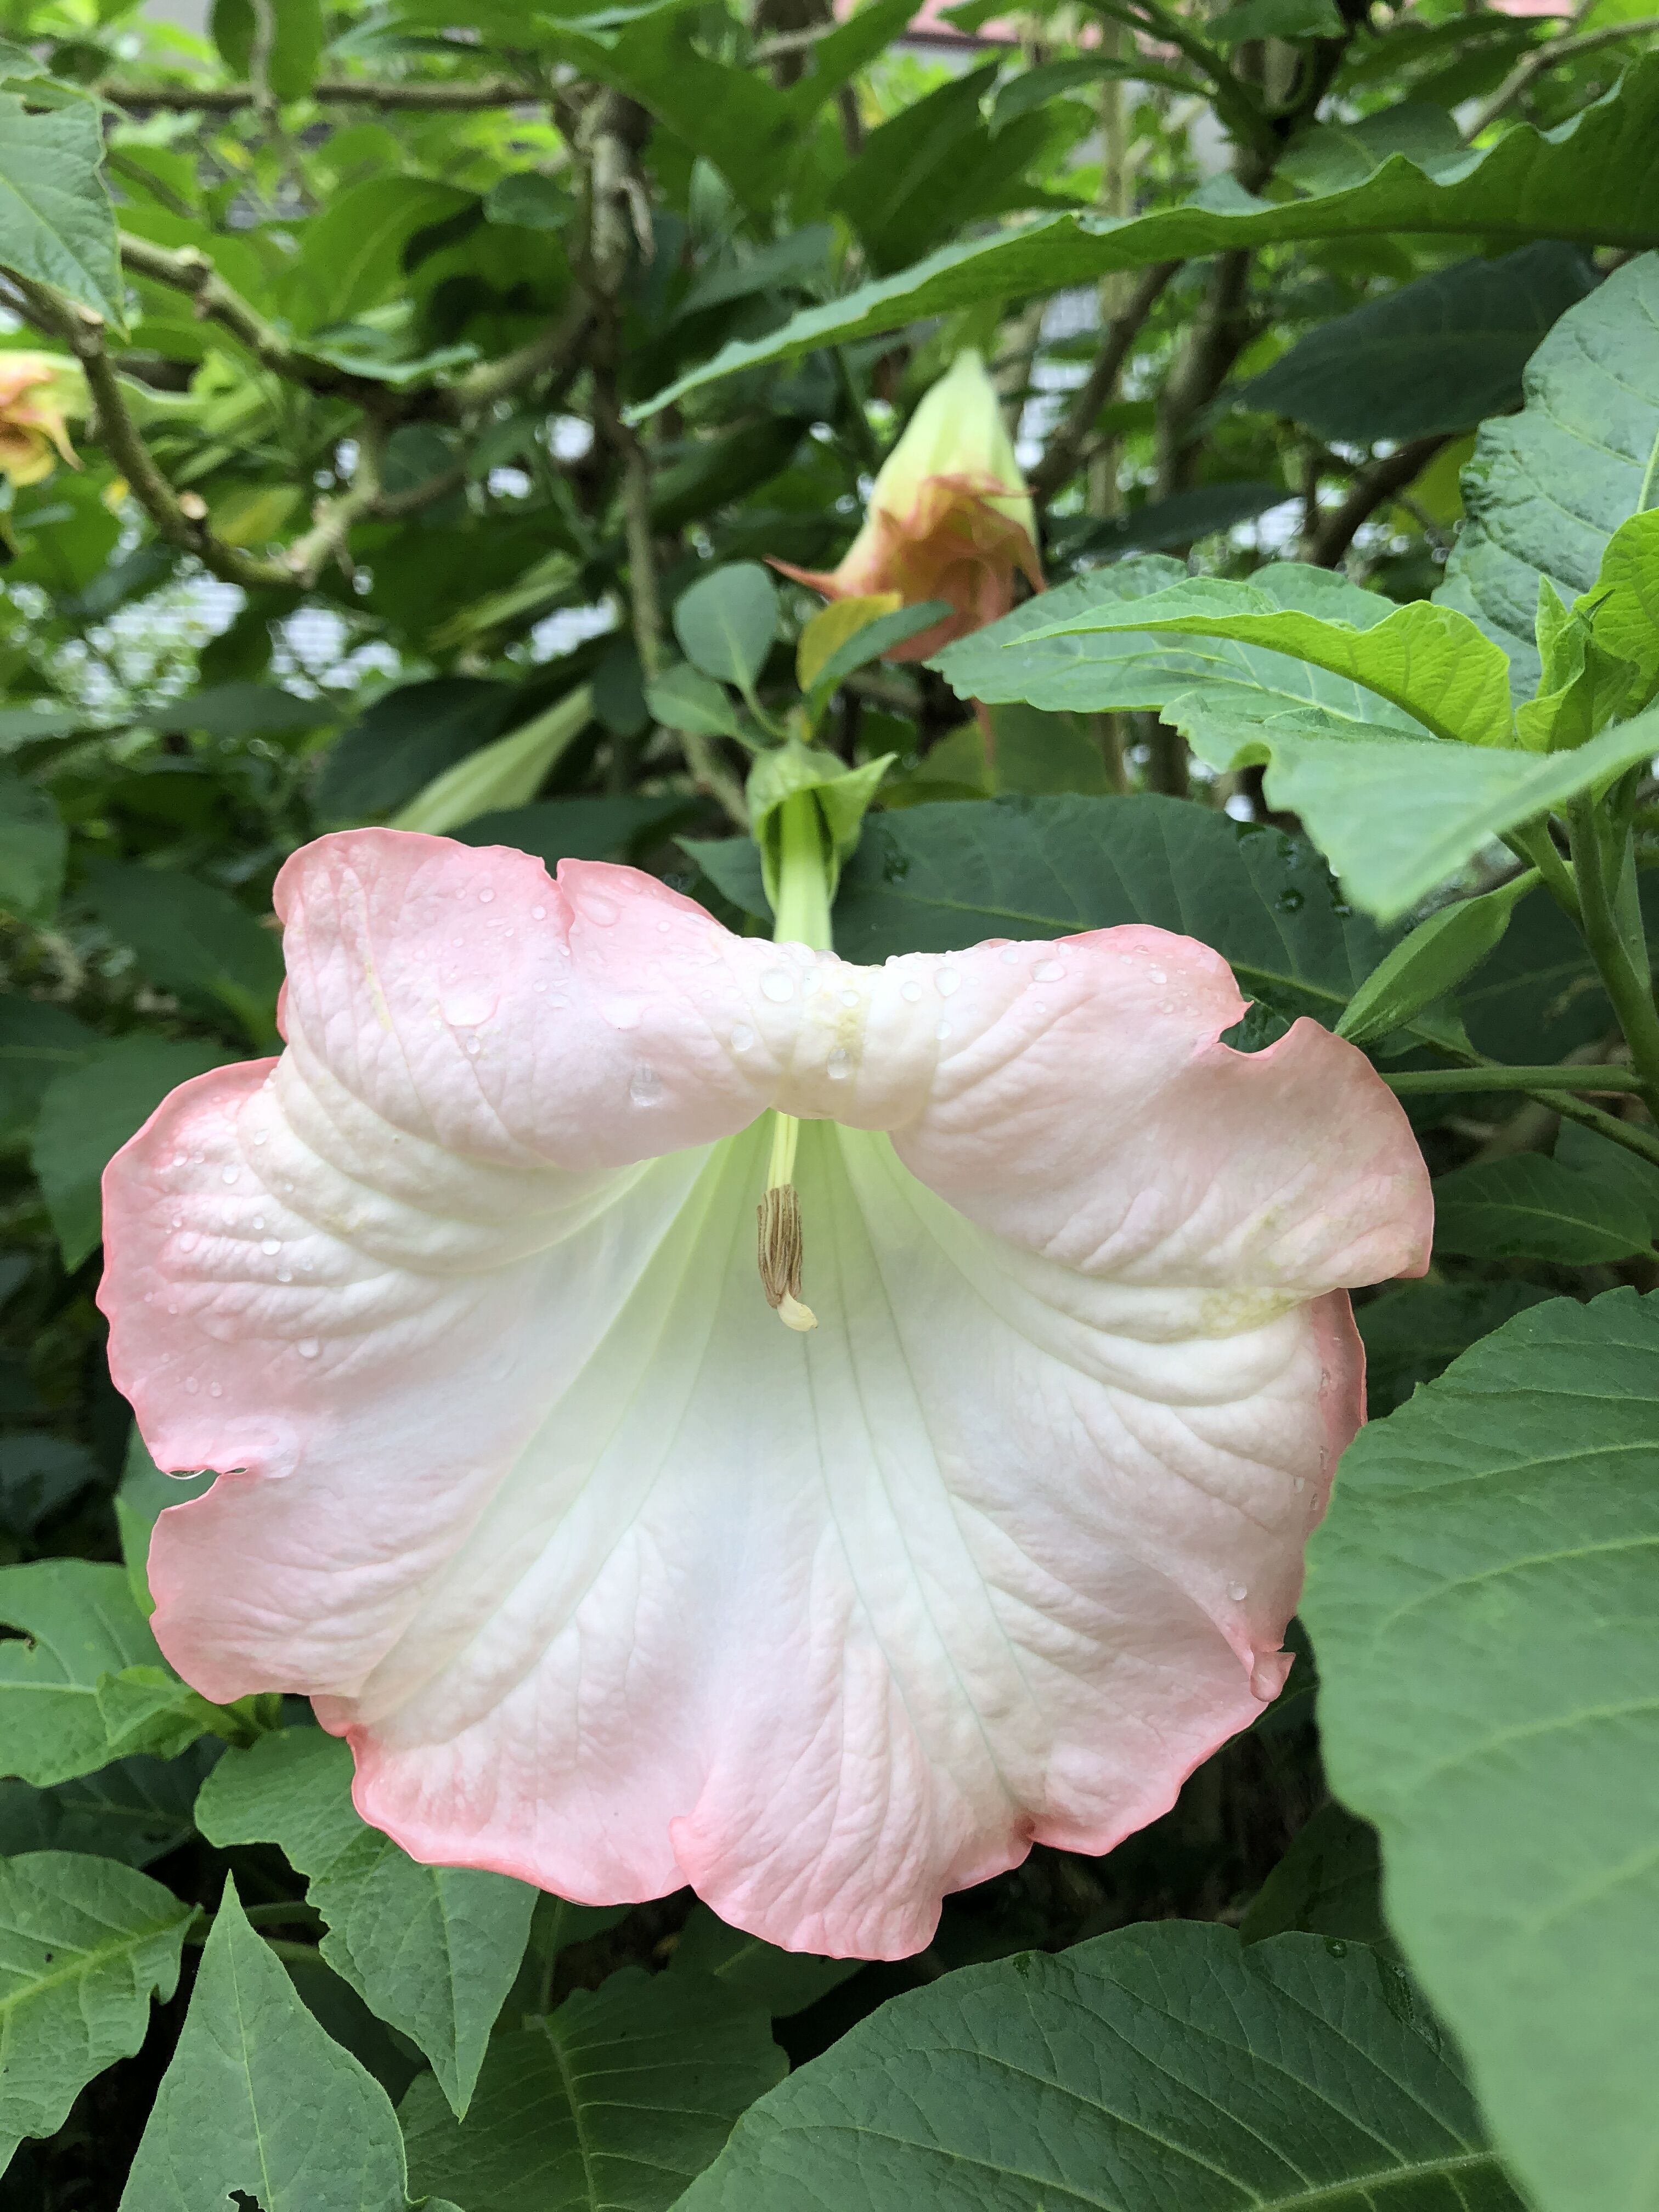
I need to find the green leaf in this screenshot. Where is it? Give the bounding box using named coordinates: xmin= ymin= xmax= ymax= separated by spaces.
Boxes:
xmin=636 ymin=64 xmax=1659 ymax=414
xmin=0 ymin=996 xmax=96 ymax=1152
xmin=0 ymin=1850 xmax=191 ymax=2176
xmin=1357 ymin=1278 xmax=1551 ymax=1417
xmin=0 ymin=1431 xmax=100 ymax=1534
xmin=454 ymin=793 xmax=697 ymax=868
xmin=1438 ymin=251 xmax=1659 ymax=702
xmin=83 ymin=861 xmax=283 ymax=1051
xmin=119 ymin=1875 xmax=428 ymax=2212
xmin=1239 ymin=1803 xmax=1389 ymax=1948
xmin=748 ymin=745 xmax=893 ymax=908
xmin=114 ymin=1428 xmax=213 ymax=1622
xmin=1050 ymin=479 xmax=1286 ymax=560
xmin=317 ymin=678 xmax=515 ymax=824
xmin=834 ymin=794 xmax=1405 ymax=1032
xmin=1211 ymin=0 xmax=1345 ymax=41
xmin=195 ymin=1728 xmax=535 ymax=2117
xmin=0 ymin=1559 xmax=170 ymax=1786
xmin=1306 ymin=1289 xmax=1659 ymax=2212
xmin=0 ymin=1747 xmax=220 ymax=1870
xmin=645 ymin=663 xmax=750 ymax=742
xmin=805 ymin=600 xmax=951 ymax=706
xmin=391 ymin=687 xmax=595 ymax=836
xmin=211 ymin=0 xmax=324 ymax=99
xmin=1576 ymin=504 xmax=1659 ymax=701
xmin=669 ymin=1904 xmax=862 ymax=2018
xmin=1020 ymin=567 xmax=1516 ymax=748
xmin=1432 ymin=1149 xmax=1656 ymax=1262
xmin=1336 ymin=871 xmax=1533 ymax=1045
xmin=32 ymin=1036 xmax=234 ymax=1271
xmin=673 ymin=564 xmax=780 ymax=700
xmin=1240 ymin=243 xmax=1596 ymax=443
xmin=678 ymin=1923 xmax=1521 ymax=2210
xmin=400 ymin=1966 xmax=786 ymax=2212
xmin=0 ymin=773 xmax=67 ymax=927
xmin=283 ymin=177 xmax=476 ymax=334
xmin=0 ymin=92 xmax=123 ymax=328
xmin=94 ymin=1664 xmax=247 ymax=1763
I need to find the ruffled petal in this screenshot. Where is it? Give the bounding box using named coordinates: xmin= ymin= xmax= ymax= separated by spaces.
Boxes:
xmin=101 ymin=833 xmax=1429 ymax=1957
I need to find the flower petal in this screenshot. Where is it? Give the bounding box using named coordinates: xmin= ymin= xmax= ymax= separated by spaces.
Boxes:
xmin=101 ymin=833 xmax=1429 ymax=1957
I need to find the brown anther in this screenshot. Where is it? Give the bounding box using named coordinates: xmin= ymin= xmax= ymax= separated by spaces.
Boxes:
xmin=757 ymin=1184 xmax=817 ymax=1332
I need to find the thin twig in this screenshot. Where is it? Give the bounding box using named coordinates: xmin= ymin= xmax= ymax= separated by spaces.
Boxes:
xmin=1301 ymin=434 xmax=1450 ymax=567
xmin=1030 ymin=261 xmax=1179 ymax=503
xmin=98 ymin=75 xmax=542 ymax=112
xmin=1466 ymin=15 xmax=1659 ymax=137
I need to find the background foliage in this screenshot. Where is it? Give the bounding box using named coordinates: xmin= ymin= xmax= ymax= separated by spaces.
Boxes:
xmin=0 ymin=0 xmax=1656 ymax=2204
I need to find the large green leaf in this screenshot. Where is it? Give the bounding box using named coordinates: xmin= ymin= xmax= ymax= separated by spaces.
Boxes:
xmin=400 ymin=1966 xmax=785 ymax=2212
xmin=0 ymin=93 xmax=123 ymax=326
xmin=637 ymin=63 xmax=1659 ymax=413
xmin=282 ymin=176 xmax=475 ymax=334
xmin=1305 ymin=1289 xmax=1659 ymax=2212
xmin=1357 ymin=1279 xmax=1551 ymax=1417
xmin=195 ymin=1727 xmax=535 ymax=2117
xmin=0 ymin=1850 xmax=191 ymax=2176
xmin=0 ymin=772 xmax=67 ymax=928
xmin=119 ymin=1876 xmax=445 ymax=2212
xmin=0 ymin=996 xmax=96 ymax=1151
xmin=1019 ymin=567 xmax=1516 ymax=747
xmin=0 ymin=1559 xmax=168 ymax=1787
xmin=835 ymin=794 xmax=1403 ymax=1034
xmin=83 ymin=861 xmax=283 ymax=1051
xmin=669 ymin=1904 xmax=862 ymax=2018
xmin=31 ymin=1035 xmax=235 ymax=1271
xmin=317 ymin=678 xmax=515 ymax=824
xmin=1431 ymin=1148 xmax=1657 ymax=1262
xmin=0 ymin=1746 xmax=219 ymax=1869
xmin=678 ymin=1923 xmax=1522 ymax=2209
xmin=1239 ymin=1803 xmax=1390 ymax=1949
xmin=1240 ymin=242 xmax=1598 ymax=443
xmin=1437 ymin=251 xmax=1659 ymax=700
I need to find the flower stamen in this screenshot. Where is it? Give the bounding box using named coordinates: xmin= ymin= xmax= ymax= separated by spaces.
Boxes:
xmin=758 ymin=1114 xmax=816 ymax=1331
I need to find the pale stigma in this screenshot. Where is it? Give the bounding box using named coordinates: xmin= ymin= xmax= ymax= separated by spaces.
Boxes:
xmin=758 ymin=1113 xmax=817 ymax=1331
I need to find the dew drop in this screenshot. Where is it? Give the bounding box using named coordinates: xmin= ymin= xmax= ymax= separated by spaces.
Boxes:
xmin=900 ymin=980 xmax=923 ymax=1003
xmin=166 ymin=1304 xmax=178 ymax=1316
xmin=1034 ymin=960 xmax=1064 ymax=983
xmin=760 ymin=969 xmax=794 ymax=1003
xmin=801 ymin=967 xmax=822 ymax=997
xmin=630 ymin=1063 xmax=664 ymax=1107
xmin=935 ymin=967 xmax=960 ymax=997
xmin=253 ymin=1216 xmax=266 ymax=1232
xmin=827 ymin=1047 xmax=851 ymax=1080
xmin=221 ymin=1167 xmax=239 ymax=1185
xmin=1275 ymin=888 xmax=1305 ymax=915
xmin=478 ymin=888 xmax=495 ymax=904
xmin=1148 ymin=966 xmax=1166 ymax=983
xmin=1293 ymin=1475 xmax=1307 ymax=1493
xmin=261 ymin=1238 xmax=281 ymax=1257
xmin=584 ymin=894 xmax=619 ymax=926
xmin=657 ymin=918 xmax=672 ymax=934
xmin=533 ymin=980 xmax=547 ymax=994
xmin=184 ymin=1377 xmax=199 ymax=1395
xmin=298 ymin=1339 xmax=320 ymax=1359
xmin=549 ymin=994 xmax=568 ymax=1011
xmin=465 ymin=1037 xmax=482 ymax=1056
xmin=252 ymin=1132 xmax=268 ymax=1147
xmin=171 ymin=1215 xmax=184 ymax=1230
xmin=1326 ymin=1939 xmax=1348 ymax=1959
xmin=999 ymin=945 xmax=1020 ymax=964
xmin=1227 ymin=1581 xmax=1249 ymax=1602
xmin=532 ymin=904 xmax=546 ymax=919
xmin=278 ymin=1268 xmax=293 ymax=1283
xmin=209 ymin=1382 xmax=222 ymax=1398
xmin=443 ymin=985 xmax=496 ymax=1026
xmin=840 ymin=988 xmax=860 ymax=1009
xmin=731 ymin=1023 xmax=755 ymax=1052
xmin=934 ymin=1020 xmax=952 ymax=1042
xmin=143 ymin=1291 xmax=153 ymax=1304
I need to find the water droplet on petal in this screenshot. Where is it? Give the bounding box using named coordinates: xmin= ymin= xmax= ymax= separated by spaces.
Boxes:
xmin=298 ymin=1339 xmax=320 ymax=1359
xmin=840 ymin=988 xmax=860 ymax=1009
xmin=1228 ymin=1582 xmax=1249 ymax=1602
xmin=760 ymin=969 xmax=794 ymax=1003
xmin=532 ymin=904 xmax=546 ymax=919
xmin=630 ymin=1063 xmax=664 ymax=1106
xmin=478 ymin=888 xmax=494 ymax=904
xmin=443 ymin=986 xmax=496 ymax=1026
xmin=252 ymin=1132 xmax=268 ymax=1147
xmin=657 ymin=918 xmax=672 ymax=934
xmin=278 ymin=1268 xmax=292 ymax=1283
xmin=221 ymin=1167 xmax=239 ymax=1185
xmin=1034 ymin=960 xmax=1064 ymax=983
xmin=827 ymin=1047 xmax=851 ymax=1080
xmin=166 ymin=1303 xmax=178 ymax=1316
xmin=184 ymin=1376 xmax=199 ymax=1395
xmin=936 ymin=967 xmax=960 ymax=997
xmin=466 ymin=1037 xmax=482 ymax=1056
xmin=253 ymin=1216 xmax=266 ymax=1232
xmin=934 ymin=1020 xmax=951 ymax=1042
xmin=1000 ymin=945 xmax=1020 ymax=964
xmin=584 ymin=894 xmax=618 ymax=926
xmin=171 ymin=1216 xmax=184 ymax=1230
xmin=731 ymin=1023 xmax=755 ymax=1052
xmin=900 ymin=980 xmax=922 ymax=1003
xmin=261 ymin=1238 xmax=281 ymax=1256
xmin=209 ymin=1381 xmax=222 ymax=1398
xmin=1293 ymin=1475 xmax=1307 ymax=1493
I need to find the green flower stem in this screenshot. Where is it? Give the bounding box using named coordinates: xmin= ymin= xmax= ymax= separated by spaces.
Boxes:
xmin=1569 ymin=804 xmax=1659 ymax=1120
xmin=1502 ymin=821 xmax=1581 ymax=928
xmin=769 ymin=789 xmax=835 ymax=952
xmin=1384 ymin=1066 xmax=1641 ymax=1094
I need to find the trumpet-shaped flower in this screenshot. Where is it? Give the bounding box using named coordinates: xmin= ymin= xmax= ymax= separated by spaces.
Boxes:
xmin=100 ymin=828 xmax=1430 ymax=1958
xmin=774 ymin=349 xmax=1043 ymax=661
xmin=0 ymin=352 xmax=84 ymax=487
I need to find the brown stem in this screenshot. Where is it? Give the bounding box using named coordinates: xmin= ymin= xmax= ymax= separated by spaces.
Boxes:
xmin=1030 ymin=261 xmax=1179 ymax=505
xmin=1301 ymin=434 xmax=1450 ymax=567
xmin=1466 ymin=15 xmax=1659 ymax=137
xmin=98 ymin=75 xmax=543 ymax=112
xmin=1154 ymin=250 xmax=1254 ymax=498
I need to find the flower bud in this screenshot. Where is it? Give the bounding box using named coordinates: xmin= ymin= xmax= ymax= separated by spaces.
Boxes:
xmin=774 ymin=349 xmax=1042 ymax=659
xmin=0 ymin=352 xmax=86 ymax=488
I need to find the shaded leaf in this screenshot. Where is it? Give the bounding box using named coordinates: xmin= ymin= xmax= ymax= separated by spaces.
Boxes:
xmin=670 ymin=1904 xmax=862 ymax=2018
xmin=0 ymin=1559 xmax=168 ymax=1787
xmin=0 ymin=93 xmax=123 ymax=326
xmin=1239 ymin=1803 xmax=1390 ymax=1948
xmin=0 ymin=774 xmax=66 ymax=928
xmin=83 ymin=861 xmax=283 ymax=1051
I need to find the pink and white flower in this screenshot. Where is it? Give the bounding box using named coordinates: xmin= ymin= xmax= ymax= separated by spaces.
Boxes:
xmin=100 ymin=829 xmax=1430 ymax=1958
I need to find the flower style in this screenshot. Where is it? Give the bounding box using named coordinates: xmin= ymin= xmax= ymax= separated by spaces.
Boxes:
xmin=101 ymin=828 xmax=1430 ymax=1959
xmin=0 ymin=352 xmax=84 ymax=487
xmin=772 ymin=349 xmax=1044 ymax=661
